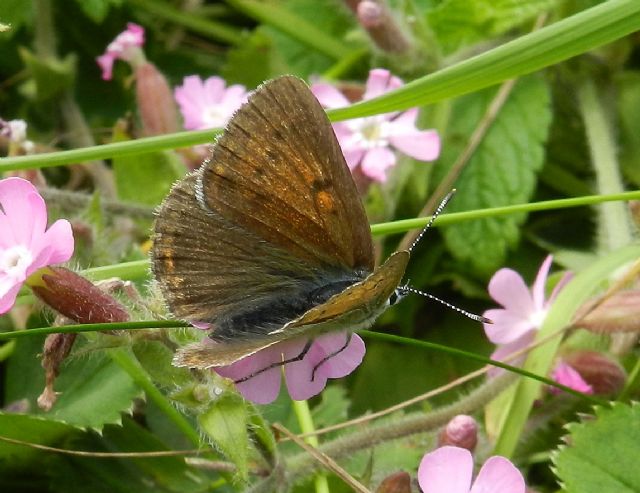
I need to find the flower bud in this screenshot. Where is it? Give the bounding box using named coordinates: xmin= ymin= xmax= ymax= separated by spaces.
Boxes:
xmin=354 ymin=0 xmax=412 ymax=53
xmin=28 ymin=267 xmax=130 ymax=324
xmin=437 ymin=414 xmax=478 ymax=451
xmin=375 ymin=471 xmax=411 ymax=493
xmin=576 ymin=289 xmax=640 ymax=334
xmin=563 ymin=351 xmax=626 ymax=395
xmin=629 ymin=200 xmax=640 ymax=230
xmin=135 ymin=62 xmax=179 ymax=136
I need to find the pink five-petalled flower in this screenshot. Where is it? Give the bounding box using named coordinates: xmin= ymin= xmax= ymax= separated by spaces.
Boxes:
xmin=311 ymin=68 xmax=440 ymax=182
xmin=96 ymin=22 xmax=145 ymax=80
xmin=418 ymin=446 xmax=525 ymax=493
xmin=174 ymin=75 xmax=248 ymax=130
xmin=482 ymin=255 xmax=572 ymax=373
xmin=214 ymin=332 xmax=365 ymax=405
xmin=0 ymin=177 xmax=74 ymax=314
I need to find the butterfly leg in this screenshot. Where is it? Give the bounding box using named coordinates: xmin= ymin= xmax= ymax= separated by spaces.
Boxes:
xmin=233 ymin=339 xmax=314 ymax=384
xmin=311 ymin=333 xmax=353 ymax=382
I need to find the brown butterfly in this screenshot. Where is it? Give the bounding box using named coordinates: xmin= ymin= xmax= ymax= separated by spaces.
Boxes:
xmin=152 ymin=76 xmax=477 ymax=370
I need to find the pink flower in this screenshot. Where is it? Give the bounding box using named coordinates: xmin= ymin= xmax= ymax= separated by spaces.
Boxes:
xmin=482 ymin=255 xmax=572 ymax=372
xmin=0 ymin=178 xmax=74 ymax=313
xmin=215 ymin=332 xmax=365 ymax=404
xmin=418 ymin=446 xmax=525 ymax=493
xmin=550 ymin=361 xmax=593 ymax=395
xmin=174 ymin=76 xmax=248 ymax=130
xmin=311 ymin=68 xmax=440 ymax=182
xmin=96 ymin=23 xmax=145 ymax=80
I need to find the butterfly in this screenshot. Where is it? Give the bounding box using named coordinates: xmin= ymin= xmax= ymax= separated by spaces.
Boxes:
xmin=151 ymin=75 xmax=464 ymax=371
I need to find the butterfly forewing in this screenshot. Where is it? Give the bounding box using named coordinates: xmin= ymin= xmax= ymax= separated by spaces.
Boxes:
xmin=200 ymin=76 xmax=374 ymax=271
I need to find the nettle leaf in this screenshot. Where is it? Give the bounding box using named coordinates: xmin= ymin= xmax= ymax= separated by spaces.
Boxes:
xmin=198 ymin=393 xmax=250 ymax=481
xmin=552 ymin=403 xmax=640 ymax=493
xmin=433 ymin=75 xmax=551 ymax=276
xmin=427 ymin=0 xmax=560 ymax=54
xmin=48 ymin=352 xmax=141 ymax=431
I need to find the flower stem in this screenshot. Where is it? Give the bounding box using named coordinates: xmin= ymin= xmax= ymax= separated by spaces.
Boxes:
xmin=577 ymin=78 xmax=633 ymax=251
xmin=293 ymin=399 xmax=330 ymax=493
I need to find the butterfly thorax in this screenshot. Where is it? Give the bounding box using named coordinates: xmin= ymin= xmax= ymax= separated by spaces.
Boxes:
xmin=208 ymin=267 xmax=371 ymax=342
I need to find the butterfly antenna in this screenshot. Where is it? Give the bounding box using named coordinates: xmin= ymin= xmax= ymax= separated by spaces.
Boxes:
xmin=400 ymin=286 xmax=493 ymax=324
xmin=409 ymin=189 xmax=457 ymax=253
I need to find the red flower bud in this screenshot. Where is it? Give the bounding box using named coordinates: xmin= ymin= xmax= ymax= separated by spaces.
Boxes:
xmin=438 ymin=414 xmax=478 ymax=451
xmin=29 ymin=267 xmax=129 ymax=324
xmin=563 ymin=351 xmax=626 ymax=395
xmin=135 ymin=62 xmax=178 ymax=136
xmin=375 ymin=471 xmax=411 ymax=493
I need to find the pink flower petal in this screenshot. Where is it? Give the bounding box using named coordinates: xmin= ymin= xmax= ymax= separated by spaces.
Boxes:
xmin=363 ymin=68 xmax=403 ymax=100
xmin=531 ymin=255 xmax=553 ymax=311
xmin=469 ymin=456 xmax=526 ymax=493
xmin=311 ymin=83 xmax=351 ymax=108
xmin=551 ymin=362 xmax=593 ymax=395
xmin=548 ymin=271 xmax=573 ymax=305
xmin=96 ymin=53 xmax=116 ymax=81
xmin=389 ymin=128 xmax=440 ymax=161
xmin=215 ymin=344 xmax=288 ymax=405
xmin=483 ymin=308 xmax=535 ymax=345
xmin=418 ymin=446 xmax=473 ymax=493
xmin=312 ymin=332 xmax=365 ymax=379
xmin=360 ymin=146 xmax=396 ymax=182
xmin=0 ymin=282 xmax=22 ymax=314
xmin=488 ymin=268 xmax=535 ymax=317
xmin=202 ymin=76 xmax=227 ymax=104
xmin=0 ymin=178 xmax=46 ymax=246
xmin=40 ymin=219 xmax=74 ymax=264
xmin=96 ymin=23 xmax=145 ymax=81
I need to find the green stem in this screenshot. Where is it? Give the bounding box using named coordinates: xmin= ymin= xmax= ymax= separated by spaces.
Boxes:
xmin=293 ymin=400 xmax=329 ymax=493
xmin=131 ymin=0 xmax=243 ymax=45
xmin=107 ymin=347 xmax=201 ymax=447
xmin=226 ymin=0 xmax=352 ymax=60
xmin=577 ymin=79 xmax=632 ymax=252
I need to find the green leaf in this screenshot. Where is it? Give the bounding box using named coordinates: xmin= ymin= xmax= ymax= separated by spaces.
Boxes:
xmin=617 ymin=71 xmax=640 ymax=187
xmin=112 ymin=147 xmax=185 ymax=206
xmin=72 ymin=0 xmax=122 ymax=23
xmin=0 ymin=413 xmax=76 ymax=471
xmin=132 ymin=340 xmax=192 ymax=389
xmin=552 ymin=403 xmax=640 ymax=493
xmin=198 ymin=393 xmax=249 ymax=481
xmin=18 ymin=48 xmax=76 ymax=101
xmin=48 ymin=351 xmax=141 ymax=431
xmin=47 ymin=418 xmax=215 ymax=493
xmin=222 ymin=29 xmax=275 ymax=88
xmin=428 ymin=0 xmax=559 ymax=54
xmin=434 ymin=76 xmax=551 ymax=276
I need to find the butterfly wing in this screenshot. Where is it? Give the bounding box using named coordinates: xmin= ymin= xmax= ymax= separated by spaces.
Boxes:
xmin=172 ymin=251 xmax=409 ymax=368
xmin=199 ymin=75 xmax=374 ymax=271
xmin=153 ymin=76 xmax=374 ymax=337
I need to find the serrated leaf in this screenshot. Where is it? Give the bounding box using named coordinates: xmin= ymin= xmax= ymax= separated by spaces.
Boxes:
xmin=198 ymin=393 xmax=249 ymax=481
xmin=48 ymin=352 xmax=141 ymax=431
xmin=427 ymin=0 xmax=560 ymax=54
xmin=434 ymin=76 xmax=551 ymax=276
xmin=552 ymin=403 xmax=640 ymax=493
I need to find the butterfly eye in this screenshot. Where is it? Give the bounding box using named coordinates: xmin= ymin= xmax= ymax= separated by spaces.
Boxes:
xmin=388 ymin=288 xmax=403 ymax=306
